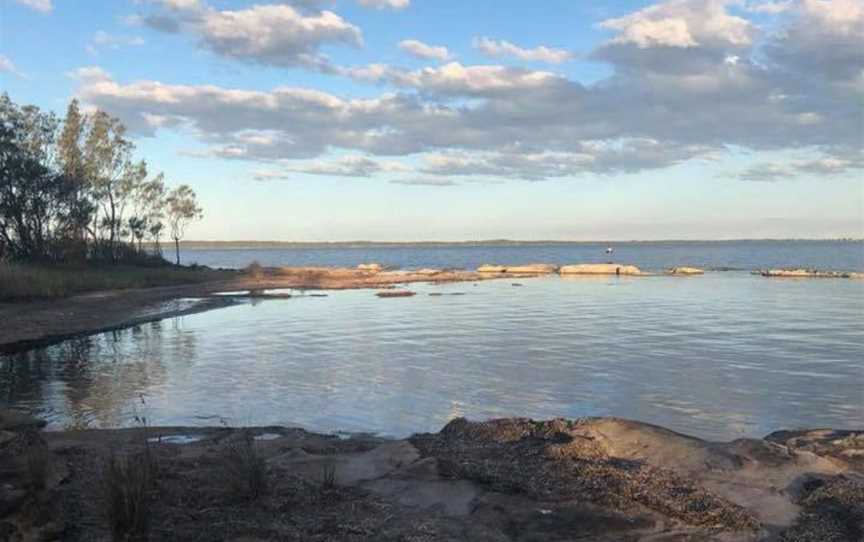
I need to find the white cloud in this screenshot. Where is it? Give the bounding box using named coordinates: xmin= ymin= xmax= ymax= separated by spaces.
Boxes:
xmin=281 ymin=156 xmax=410 ymax=177
xmin=357 ymin=0 xmax=409 ymax=10
xmin=398 ymin=39 xmax=452 ymax=61
xmin=736 ymin=150 xmax=864 ymax=180
xmin=12 ymin=0 xmax=52 ymax=13
xmin=72 ymin=0 xmax=864 ymax=182
xmin=735 ymin=162 xmax=793 ymax=181
xmin=746 ymin=1 xmax=793 ymax=14
xmin=598 ymin=0 xmax=755 ymax=49
xmin=87 ymin=31 xmax=146 ymax=55
xmin=141 ymin=1 xmax=362 ymax=70
xmin=391 ymin=178 xmax=458 ymax=186
xmin=0 ymin=55 xmax=16 ymax=73
xmin=347 ymin=62 xmax=564 ymax=97
xmin=472 ymin=37 xmax=573 ymax=64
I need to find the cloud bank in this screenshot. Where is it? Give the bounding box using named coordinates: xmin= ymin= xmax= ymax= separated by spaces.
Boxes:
xmin=75 ymin=0 xmax=863 ymax=183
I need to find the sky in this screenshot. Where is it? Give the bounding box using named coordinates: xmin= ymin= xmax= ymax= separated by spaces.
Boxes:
xmin=0 ymin=0 xmax=862 ymax=241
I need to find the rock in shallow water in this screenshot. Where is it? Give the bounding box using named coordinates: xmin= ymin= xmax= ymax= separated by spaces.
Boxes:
xmin=559 ymin=263 xmax=642 ymax=275
xmin=669 ymin=266 xmax=705 ymax=275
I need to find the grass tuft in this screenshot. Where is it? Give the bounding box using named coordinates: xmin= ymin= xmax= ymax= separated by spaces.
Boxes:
xmin=101 ymin=450 xmax=153 ymax=541
xmin=223 ymin=430 xmax=268 ymax=500
xmin=320 ymin=457 xmax=337 ymax=490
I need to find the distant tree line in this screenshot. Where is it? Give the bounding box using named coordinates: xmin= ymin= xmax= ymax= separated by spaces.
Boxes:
xmin=0 ymin=94 xmax=202 ymax=266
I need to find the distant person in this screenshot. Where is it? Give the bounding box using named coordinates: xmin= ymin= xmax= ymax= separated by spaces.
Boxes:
xmin=606 ymin=247 xmax=613 ymax=255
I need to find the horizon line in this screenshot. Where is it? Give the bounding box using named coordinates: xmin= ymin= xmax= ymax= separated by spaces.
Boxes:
xmin=160 ymin=237 xmax=864 ymax=246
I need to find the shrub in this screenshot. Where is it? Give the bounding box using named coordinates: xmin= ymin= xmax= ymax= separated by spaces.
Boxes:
xmin=244 ymin=260 xmax=264 ymax=279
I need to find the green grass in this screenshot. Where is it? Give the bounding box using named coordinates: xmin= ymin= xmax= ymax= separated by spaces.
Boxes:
xmin=0 ymin=263 xmax=233 ymax=302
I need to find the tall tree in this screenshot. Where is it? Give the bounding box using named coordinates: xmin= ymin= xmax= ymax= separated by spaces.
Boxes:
xmin=56 ymin=98 xmax=94 ymax=249
xmin=165 ymin=184 xmax=202 ymax=265
xmin=83 ymin=110 xmax=134 ymax=259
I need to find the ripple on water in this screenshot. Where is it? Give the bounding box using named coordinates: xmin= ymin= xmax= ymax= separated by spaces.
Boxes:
xmin=1 ymin=273 xmax=862 ymax=441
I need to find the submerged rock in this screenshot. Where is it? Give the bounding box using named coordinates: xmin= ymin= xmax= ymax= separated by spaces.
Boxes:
xmin=758 ymin=269 xmax=858 ymax=278
xmin=376 ymin=290 xmax=416 ymax=298
xmin=477 ymin=264 xmax=558 ymax=274
xmin=559 ymin=263 xmax=642 ymax=275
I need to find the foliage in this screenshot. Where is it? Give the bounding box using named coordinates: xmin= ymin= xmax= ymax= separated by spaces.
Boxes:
xmin=0 ymin=94 xmax=201 ymax=265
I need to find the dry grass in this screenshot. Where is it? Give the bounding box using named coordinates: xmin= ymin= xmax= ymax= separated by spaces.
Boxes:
xmin=223 ymin=431 xmax=269 ymax=500
xmin=0 ymin=263 xmax=231 ymax=301
xmin=320 ymin=457 xmax=337 ymax=490
xmin=101 ymin=450 xmax=154 ymax=541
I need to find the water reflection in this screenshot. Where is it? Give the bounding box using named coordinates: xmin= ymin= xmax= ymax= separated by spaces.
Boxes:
xmin=1 ymin=275 xmax=862 ymax=440
xmin=1 ymin=320 xmax=197 ymax=428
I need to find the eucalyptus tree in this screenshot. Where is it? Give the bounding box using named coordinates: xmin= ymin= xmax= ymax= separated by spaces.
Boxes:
xmin=83 ymin=110 xmax=138 ymax=259
xmin=165 ymin=184 xmax=202 ymax=265
xmin=128 ymin=173 xmax=167 ymax=252
xmin=56 ymin=98 xmax=94 ymax=245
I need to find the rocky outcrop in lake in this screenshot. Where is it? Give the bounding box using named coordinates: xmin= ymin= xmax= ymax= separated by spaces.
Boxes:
xmin=559 ymin=263 xmax=643 ymax=275
xmin=668 ymin=266 xmax=705 ymax=275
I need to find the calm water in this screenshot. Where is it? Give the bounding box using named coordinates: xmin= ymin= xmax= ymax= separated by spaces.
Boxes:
xmin=2 ymin=272 xmax=862 ymax=441
xmin=182 ymin=240 xmax=864 ymax=272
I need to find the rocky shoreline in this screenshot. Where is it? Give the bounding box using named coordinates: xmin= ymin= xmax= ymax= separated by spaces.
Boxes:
xmin=1 ymin=409 xmax=861 ymax=541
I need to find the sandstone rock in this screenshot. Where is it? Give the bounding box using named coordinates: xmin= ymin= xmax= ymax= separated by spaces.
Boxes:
xmin=357 ymin=263 xmax=384 ymax=273
xmin=504 ymin=264 xmax=558 ymax=274
xmin=559 ymin=263 xmax=642 ymax=275
xmin=413 ymin=268 xmax=442 ymax=276
xmin=477 ymin=265 xmax=507 ymax=273
xmin=668 ymin=266 xmax=705 ymax=275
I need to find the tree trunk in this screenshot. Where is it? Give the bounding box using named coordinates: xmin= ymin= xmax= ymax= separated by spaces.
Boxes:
xmin=174 ymin=237 xmax=180 ymax=266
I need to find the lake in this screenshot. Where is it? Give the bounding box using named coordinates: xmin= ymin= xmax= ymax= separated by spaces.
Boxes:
xmin=2 ymin=243 xmax=863 ymax=441
xmin=180 ymin=240 xmax=864 ymax=273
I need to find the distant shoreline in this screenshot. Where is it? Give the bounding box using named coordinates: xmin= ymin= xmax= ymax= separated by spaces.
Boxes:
xmin=150 ymin=238 xmax=864 ymax=250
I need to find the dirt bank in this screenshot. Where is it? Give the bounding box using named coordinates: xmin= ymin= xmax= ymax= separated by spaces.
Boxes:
xmin=2 ymin=412 xmax=861 ymax=541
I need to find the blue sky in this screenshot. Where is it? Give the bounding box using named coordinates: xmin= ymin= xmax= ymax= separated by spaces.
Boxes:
xmin=1 ymin=0 xmax=862 ymax=241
